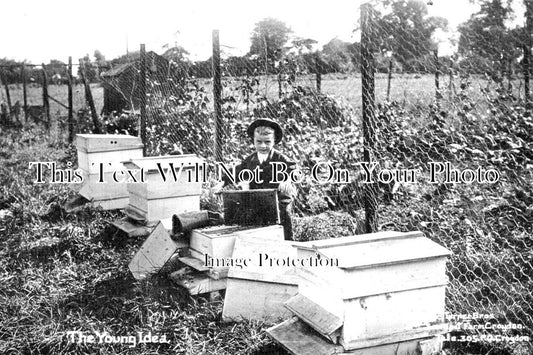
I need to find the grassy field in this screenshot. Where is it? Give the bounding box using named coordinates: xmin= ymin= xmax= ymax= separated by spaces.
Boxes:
xmin=1 ymin=72 xmax=532 ymax=354
xmin=2 ymin=72 xmax=522 ymax=125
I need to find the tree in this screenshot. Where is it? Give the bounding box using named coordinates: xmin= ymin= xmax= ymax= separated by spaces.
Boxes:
xmin=321 ymin=39 xmax=360 ymax=73
xmin=249 ymin=18 xmax=292 ymax=72
xmin=458 ymin=0 xmax=517 ymax=81
xmin=373 ymin=0 xmax=448 ymax=72
xmin=78 ymin=54 xmax=98 ymax=83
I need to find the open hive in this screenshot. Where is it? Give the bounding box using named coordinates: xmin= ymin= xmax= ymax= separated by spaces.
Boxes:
xmin=122 ymin=154 xmax=204 ymax=223
xmin=72 ymin=134 xmax=143 ymax=210
xmin=268 ymin=230 xmax=451 ymax=354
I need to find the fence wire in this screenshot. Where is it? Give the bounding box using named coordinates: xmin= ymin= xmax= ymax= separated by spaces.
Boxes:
xmin=95 ymin=3 xmax=533 ymax=352
xmin=2 ymin=1 xmax=530 ymax=353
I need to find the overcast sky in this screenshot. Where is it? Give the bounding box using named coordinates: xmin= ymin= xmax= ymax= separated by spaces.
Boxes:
xmin=1 ymin=0 xmax=522 ymax=64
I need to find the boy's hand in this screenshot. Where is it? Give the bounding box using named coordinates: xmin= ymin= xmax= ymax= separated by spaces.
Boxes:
xmin=212 ymin=181 xmax=225 ymax=195
xmin=278 ymin=181 xmax=296 ymax=198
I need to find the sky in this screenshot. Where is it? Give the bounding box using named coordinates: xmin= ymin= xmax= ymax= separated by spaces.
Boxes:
xmin=0 ymin=0 xmax=522 ymax=64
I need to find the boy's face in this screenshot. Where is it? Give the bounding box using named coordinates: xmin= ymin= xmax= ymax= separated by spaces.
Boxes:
xmin=253 ymin=130 xmax=275 ymax=155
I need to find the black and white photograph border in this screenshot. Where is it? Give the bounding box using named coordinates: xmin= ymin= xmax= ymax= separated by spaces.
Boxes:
xmin=0 ymin=0 xmax=532 ymax=354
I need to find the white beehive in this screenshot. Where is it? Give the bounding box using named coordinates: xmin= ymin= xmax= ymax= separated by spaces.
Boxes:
xmin=222 ymin=237 xmax=298 ymax=322
xmin=73 ymin=134 xmax=143 ymax=210
xmin=187 ymin=225 xmax=284 ymax=278
xmin=122 ymin=155 xmax=204 ymax=223
xmin=287 ymin=231 xmax=451 ymax=351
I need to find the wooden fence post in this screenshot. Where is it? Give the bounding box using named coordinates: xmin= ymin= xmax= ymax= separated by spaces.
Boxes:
xmin=41 ymin=63 xmax=51 ymax=129
xmin=386 ymin=59 xmax=392 ymax=101
xmin=316 ymin=54 xmax=322 ymax=93
xmin=525 ymin=3 xmax=532 ymax=111
xmin=22 ymin=64 xmax=28 ymax=122
xmin=140 ymin=44 xmax=147 ymax=156
xmin=0 ymin=71 xmax=6 ymax=125
xmin=434 ymin=49 xmax=441 ymax=107
xmin=212 ymin=30 xmax=223 ymax=162
xmin=361 ymin=3 xmax=378 ymax=233
xmin=78 ymin=59 xmax=100 ymax=133
xmin=68 ymin=56 xmax=74 ymax=142
xmin=449 ymin=68 xmax=454 ymax=101
xmin=2 ymin=71 xmax=13 ymax=116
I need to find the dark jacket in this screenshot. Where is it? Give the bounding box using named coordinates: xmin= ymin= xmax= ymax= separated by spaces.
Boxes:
xmin=223 ymin=149 xmax=297 ymax=201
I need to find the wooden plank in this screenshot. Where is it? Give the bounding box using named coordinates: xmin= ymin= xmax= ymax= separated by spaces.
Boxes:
xmin=124 ymin=205 xmax=147 ymax=222
xmin=178 ymin=256 xmax=209 ymax=272
xmin=267 ymin=317 xmax=344 ymax=355
xmin=223 ymin=189 xmax=280 ymax=226
xmin=341 ymin=324 xmax=448 ymax=351
xmin=222 ymin=278 xmax=297 ymax=322
xmin=170 ymin=269 xmax=226 ymax=295
xmin=285 ymin=294 xmax=342 ymax=341
xmin=89 ymin=197 xmax=129 ymax=211
xmin=343 ymin=336 xmax=443 ymax=355
xmin=187 ymin=249 xmax=230 ymax=280
xmin=128 ymin=221 xmax=185 ymax=280
xmin=111 ymin=219 xmax=153 ymax=238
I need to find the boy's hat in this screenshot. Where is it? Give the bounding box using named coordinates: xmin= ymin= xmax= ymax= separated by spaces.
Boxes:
xmin=247 ymin=118 xmax=283 ymax=144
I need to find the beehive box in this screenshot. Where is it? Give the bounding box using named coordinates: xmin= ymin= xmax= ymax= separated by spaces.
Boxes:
xmin=73 ymin=134 xmax=143 ymax=210
xmin=187 ymin=225 xmax=284 ymax=279
xmin=289 ymin=231 xmax=451 ymax=351
xmin=222 ymin=237 xmax=298 ymax=322
xmin=122 ymin=155 xmax=204 ymax=222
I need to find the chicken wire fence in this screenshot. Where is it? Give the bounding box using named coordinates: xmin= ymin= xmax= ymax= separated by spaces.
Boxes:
xmin=108 ymin=2 xmax=529 ymax=353
xmin=1 ymin=0 xmax=529 ymax=352
xmin=362 ymin=1 xmax=533 ymax=354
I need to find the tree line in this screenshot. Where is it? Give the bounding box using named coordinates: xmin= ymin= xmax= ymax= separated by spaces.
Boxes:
xmin=1 ymin=0 xmax=530 ymax=84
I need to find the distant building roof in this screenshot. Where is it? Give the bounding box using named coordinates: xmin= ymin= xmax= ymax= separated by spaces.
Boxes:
xmin=100 ymin=62 xmax=131 ymax=78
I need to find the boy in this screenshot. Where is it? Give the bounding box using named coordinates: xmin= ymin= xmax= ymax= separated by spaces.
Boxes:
xmin=215 ymin=118 xmax=297 ymax=240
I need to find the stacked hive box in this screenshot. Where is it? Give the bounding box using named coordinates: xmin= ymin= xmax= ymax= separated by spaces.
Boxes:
xmin=73 ymin=134 xmax=143 ymax=210
xmin=268 ymin=231 xmax=451 ymax=354
xmin=122 ymin=155 xmax=204 ymax=223
xmin=222 ymin=236 xmax=298 ymax=322
xmin=172 ymin=225 xmax=285 ymax=295
xmin=187 ymin=224 xmax=284 ymax=279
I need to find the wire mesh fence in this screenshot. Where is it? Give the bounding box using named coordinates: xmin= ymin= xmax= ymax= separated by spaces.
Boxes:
xmin=1 ymin=0 xmax=532 ymax=353
xmin=93 ymin=7 xmax=533 ymax=353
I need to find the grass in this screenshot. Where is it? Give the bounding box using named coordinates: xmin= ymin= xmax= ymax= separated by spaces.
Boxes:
xmin=3 ymin=72 xmax=521 ymax=126
xmin=0 ymin=126 xmax=364 ymax=354
xmin=1 ymin=72 xmax=532 ymax=355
